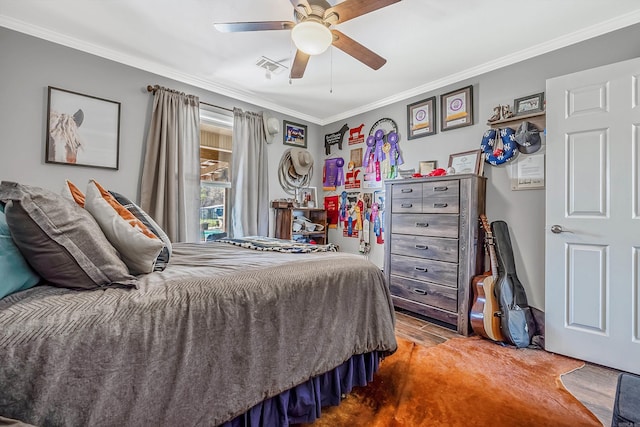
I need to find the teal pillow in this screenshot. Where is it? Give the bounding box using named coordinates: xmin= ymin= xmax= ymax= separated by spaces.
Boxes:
xmin=0 ymin=205 xmax=40 ymax=299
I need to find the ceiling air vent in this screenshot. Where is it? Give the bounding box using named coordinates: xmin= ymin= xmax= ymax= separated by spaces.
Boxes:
xmin=256 ymin=56 xmax=288 ymax=79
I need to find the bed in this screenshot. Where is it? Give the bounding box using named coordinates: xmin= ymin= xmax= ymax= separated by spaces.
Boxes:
xmin=0 ymin=239 xmax=397 ymax=426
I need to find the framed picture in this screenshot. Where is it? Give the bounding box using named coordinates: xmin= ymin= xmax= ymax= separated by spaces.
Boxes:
xmin=407 ymin=96 xmax=436 ymax=139
xmin=511 ymin=153 xmax=545 ymax=190
xmin=419 ymin=160 xmax=437 ymax=176
xmin=300 ymin=186 xmax=317 ymax=207
xmin=441 ymin=85 xmax=473 ymax=131
xmin=350 ymin=147 xmax=363 ymax=168
xmin=46 ymin=86 xmax=120 ymax=169
xmin=283 ymin=120 xmax=307 ymax=148
xmin=448 ymin=149 xmax=482 ymax=175
xmin=514 ymin=92 xmax=545 ymax=115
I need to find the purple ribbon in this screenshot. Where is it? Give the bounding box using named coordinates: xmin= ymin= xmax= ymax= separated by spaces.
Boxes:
xmin=363 ymin=136 xmax=376 ymax=167
xmin=335 ymin=157 xmax=344 ymax=186
xmin=374 ymin=129 xmax=385 ymax=162
xmin=387 ymin=132 xmax=404 ymax=166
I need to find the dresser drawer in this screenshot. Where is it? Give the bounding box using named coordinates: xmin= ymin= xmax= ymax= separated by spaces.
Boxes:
xmin=389 ymin=254 xmax=458 ymax=287
xmin=391 ymin=197 xmax=422 ymax=213
xmin=390 ymin=214 xmax=458 ymax=238
xmin=392 ymin=183 xmax=422 ymax=199
xmin=390 ymin=275 xmax=457 ymax=312
xmin=390 ymin=234 xmax=458 ymax=262
xmin=422 ymin=180 xmax=459 ymax=213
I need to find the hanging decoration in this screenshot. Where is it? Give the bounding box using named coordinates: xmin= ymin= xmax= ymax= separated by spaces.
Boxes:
xmin=323 ymin=157 xmax=345 ymax=189
xmin=324 ymin=124 xmax=349 ymax=155
xmin=365 ymin=118 xmax=404 ymax=180
xmin=345 ymin=169 xmax=361 ymax=189
xmin=481 ymin=128 xmax=517 ymax=166
xmin=324 ymin=194 xmax=339 ymax=229
xmin=348 ymin=124 xmax=366 ymax=145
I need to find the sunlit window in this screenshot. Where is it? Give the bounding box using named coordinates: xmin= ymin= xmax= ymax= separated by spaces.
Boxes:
xmin=200 ymin=109 xmax=232 ymax=242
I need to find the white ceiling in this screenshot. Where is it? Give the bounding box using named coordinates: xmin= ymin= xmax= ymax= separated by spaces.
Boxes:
xmin=2 ymin=0 xmax=640 ymax=125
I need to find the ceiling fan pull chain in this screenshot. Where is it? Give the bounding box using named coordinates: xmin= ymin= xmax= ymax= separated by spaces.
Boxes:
xmin=330 ymin=46 xmax=333 ymax=94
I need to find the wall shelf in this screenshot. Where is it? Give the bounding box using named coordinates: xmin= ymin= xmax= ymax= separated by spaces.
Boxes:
xmin=487 ymin=111 xmax=546 ymax=131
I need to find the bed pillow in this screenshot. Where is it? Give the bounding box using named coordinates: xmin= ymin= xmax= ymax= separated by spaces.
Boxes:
xmin=109 ymin=190 xmax=172 ymax=271
xmin=84 ymin=180 xmax=164 ymax=275
xmin=0 ymin=181 xmax=137 ymax=290
xmin=62 ymin=179 xmax=86 ymax=207
xmin=0 ymin=205 xmax=41 ymax=299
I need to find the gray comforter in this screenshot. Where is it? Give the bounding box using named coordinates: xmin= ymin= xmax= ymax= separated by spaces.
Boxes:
xmin=0 ymin=242 xmax=397 ymax=426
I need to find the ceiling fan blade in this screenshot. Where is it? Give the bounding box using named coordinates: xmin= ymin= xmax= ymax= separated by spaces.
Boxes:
xmin=214 ymin=21 xmax=295 ymax=32
xmin=325 ymin=0 xmax=401 ymax=24
xmin=331 ymin=30 xmax=386 ymax=70
xmin=290 ymin=50 xmax=310 ymax=79
xmin=290 ymin=0 xmax=311 ymax=16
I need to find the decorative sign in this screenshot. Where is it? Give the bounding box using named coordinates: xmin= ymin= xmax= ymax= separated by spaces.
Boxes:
xmin=324 ymin=195 xmax=339 ymax=228
xmin=324 ymin=124 xmax=349 ymax=155
xmin=348 ymin=124 xmax=365 ymax=145
xmin=345 ymin=169 xmax=361 ymax=189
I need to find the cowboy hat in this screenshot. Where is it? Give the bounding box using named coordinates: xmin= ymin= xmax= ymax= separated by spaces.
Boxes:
xmin=262 ymin=111 xmax=280 ymax=144
xmin=514 ymin=121 xmax=542 ymax=154
xmin=290 ymin=148 xmax=313 ymax=176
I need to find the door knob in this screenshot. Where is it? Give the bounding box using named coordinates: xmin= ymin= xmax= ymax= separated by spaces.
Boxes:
xmin=551 ymin=225 xmax=565 ymax=234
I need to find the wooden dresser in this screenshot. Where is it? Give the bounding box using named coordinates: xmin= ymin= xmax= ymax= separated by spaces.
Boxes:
xmin=383 ymin=174 xmax=486 ymax=335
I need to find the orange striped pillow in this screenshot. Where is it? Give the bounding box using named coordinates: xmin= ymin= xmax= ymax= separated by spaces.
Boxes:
xmin=90 ymin=180 xmax=157 ymax=239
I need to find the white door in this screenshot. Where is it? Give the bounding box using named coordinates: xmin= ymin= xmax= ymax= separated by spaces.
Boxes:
xmin=546 ymin=57 xmax=640 ymax=375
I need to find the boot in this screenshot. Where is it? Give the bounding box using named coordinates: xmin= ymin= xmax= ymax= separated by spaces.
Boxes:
xmin=501 ymin=105 xmax=514 ymax=119
xmin=488 ymin=106 xmax=501 ymax=122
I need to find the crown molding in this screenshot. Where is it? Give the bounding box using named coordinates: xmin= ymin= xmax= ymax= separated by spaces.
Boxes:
xmin=2 ymin=9 xmax=640 ymax=127
xmin=318 ymin=9 xmax=640 ymax=126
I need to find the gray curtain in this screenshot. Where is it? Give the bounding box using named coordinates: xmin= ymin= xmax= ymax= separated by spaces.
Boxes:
xmin=140 ymin=86 xmax=200 ymax=243
xmin=230 ymin=108 xmax=269 ymax=237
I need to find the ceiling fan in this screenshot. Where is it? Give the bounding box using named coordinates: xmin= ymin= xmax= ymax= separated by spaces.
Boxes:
xmin=214 ymin=0 xmax=401 ymax=79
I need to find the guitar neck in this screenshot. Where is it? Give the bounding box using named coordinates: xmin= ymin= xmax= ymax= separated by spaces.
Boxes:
xmin=480 ymin=214 xmax=499 ymax=280
xmin=488 ymin=239 xmax=499 ymax=279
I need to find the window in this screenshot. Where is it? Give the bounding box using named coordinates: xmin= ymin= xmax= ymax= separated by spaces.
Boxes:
xmin=200 ymin=109 xmax=232 ymax=242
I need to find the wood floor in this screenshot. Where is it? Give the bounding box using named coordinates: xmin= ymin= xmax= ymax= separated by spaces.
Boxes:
xmin=395 ymin=310 xmax=621 ymax=426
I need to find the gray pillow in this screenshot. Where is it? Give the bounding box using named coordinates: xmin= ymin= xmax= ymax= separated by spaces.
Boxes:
xmin=0 ymin=181 xmax=137 ymax=290
xmin=109 ymin=190 xmax=172 ymax=271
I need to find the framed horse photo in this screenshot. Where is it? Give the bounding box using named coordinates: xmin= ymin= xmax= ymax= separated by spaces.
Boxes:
xmin=46 ymin=86 xmax=121 ymax=170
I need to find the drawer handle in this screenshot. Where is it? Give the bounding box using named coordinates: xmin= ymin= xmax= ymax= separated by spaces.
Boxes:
xmin=415 ymin=222 xmax=429 ymax=228
xmin=414 ymin=266 xmax=428 ymax=273
xmin=414 ymin=244 xmax=428 ymax=250
xmin=401 ymin=203 xmax=413 ymax=208
xmin=401 ymin=188 xmax=413 ymax=193
xmin=434 ymin=203 xmax=448 ymax=208
xmin=434 ymin=186 xmax=448 ymax=191
xmin=412 ymin=288 xmax=428 ymax=295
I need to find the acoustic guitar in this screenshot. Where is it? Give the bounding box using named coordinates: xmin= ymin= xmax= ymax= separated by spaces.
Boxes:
xmin=470 ymin=214 xmax=504 ymax=342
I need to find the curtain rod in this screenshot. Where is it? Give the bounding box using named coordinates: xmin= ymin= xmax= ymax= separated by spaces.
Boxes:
xmin=146 ymin=85 xmax=233 ymax=113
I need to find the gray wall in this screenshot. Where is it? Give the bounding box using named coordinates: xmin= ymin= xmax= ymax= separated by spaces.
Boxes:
xmin=323 ymin=23 xmax=640 ymax=310
xmin=0 ymin=27 xmax=324 ymax=232
xmin=2 ymin=24 xmax=640 ymax=311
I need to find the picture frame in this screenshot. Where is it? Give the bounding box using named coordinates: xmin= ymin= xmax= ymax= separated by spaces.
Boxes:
xmin=350 ymin=147 xmax=363 ymax=168
xmin=510 ymin=153 xmax=545 ymax=190
xmin=300 ymin=186 xmax=317 ymax=208
xmin=46 ymin=86 xmax=120 ymax=169
xmin=419 ymin=160 xmax=437 ymax=176
xmin=283 ymin=120 xmax=307 ymax=148
xmin=407 ymin=96 xmax=436 ymax=139
xmin=441 ymin=85 xmax=474 ymax=131
xmin=513 ymin=92 xmax=545 ymax=116
xmin=448 ymin=149 xmax=482 ymax=175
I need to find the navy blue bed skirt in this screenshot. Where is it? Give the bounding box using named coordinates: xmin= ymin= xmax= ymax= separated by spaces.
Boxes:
xmin=221 ymin=350 xmax=381 ymax=427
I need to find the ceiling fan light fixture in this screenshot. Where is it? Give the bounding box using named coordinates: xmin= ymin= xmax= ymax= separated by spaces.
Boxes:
xmin=291 ymin=21 xmax=332 ymax=55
